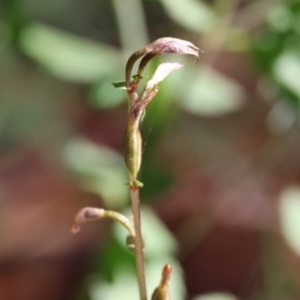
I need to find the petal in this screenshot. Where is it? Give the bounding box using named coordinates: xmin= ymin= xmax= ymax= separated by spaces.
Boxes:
xmin=146 ymin=37 xmax=200 ymax=61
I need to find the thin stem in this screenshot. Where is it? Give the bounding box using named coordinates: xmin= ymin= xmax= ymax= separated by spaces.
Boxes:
xmin=104 ymin=210 xmax=135 ymax=237
xmin=129 ymin=185 xmax=147 ymax=300
xmin=122 ymin=36 xmax=200 ymax=300
xmin=126 ymin=49 xmax=147 ymax=88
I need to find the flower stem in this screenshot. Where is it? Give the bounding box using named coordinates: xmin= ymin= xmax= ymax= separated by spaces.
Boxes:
xmin=129 ymin=184 xmax=147 ymax=300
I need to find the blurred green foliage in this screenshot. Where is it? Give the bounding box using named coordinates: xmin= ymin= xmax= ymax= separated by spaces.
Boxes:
xmin=1 ymin=0 xmax=300 ymax=300
xmin=63 ymin=139 xmax=128 ymax=208
xmin=279 ymin=186 xmax=300 ymax=256
xmin=192 ymin=294 xmax=238 ymax=300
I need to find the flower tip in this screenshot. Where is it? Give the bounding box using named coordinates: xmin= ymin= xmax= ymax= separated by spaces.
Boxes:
xmin=146 ymin=37 xmax=201 ymax=62
xmin=194 ymin=54 xmax=200 ymax=63
xmin=71 ymin=223 xmax=80 ymax=234
xmin=161 ymin=264 xmax=172 ymax=285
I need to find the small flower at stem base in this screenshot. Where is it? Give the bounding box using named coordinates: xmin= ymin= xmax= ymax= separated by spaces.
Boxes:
xmin=151 ymin=264 xmax=172 ymax=300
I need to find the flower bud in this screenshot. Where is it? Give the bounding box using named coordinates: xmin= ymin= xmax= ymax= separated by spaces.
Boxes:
xmin=146 ymin=37 xmax=200 ymax=61
xmin=151 ymin=264 xmax=172 ymax=300
xmin=71 ymin=207 xmax=105 ymax=234
xmin=125 ymin=37 xmax=200 ymax=86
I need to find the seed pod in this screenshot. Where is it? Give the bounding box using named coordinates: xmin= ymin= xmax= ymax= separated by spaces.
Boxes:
xmin=123 ymin=125 xmax=142 ymax=180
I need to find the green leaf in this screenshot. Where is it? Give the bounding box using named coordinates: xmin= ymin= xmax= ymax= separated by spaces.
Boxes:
xmin=161 ymin=0 xmax=215 ymax=33
xmin=90 ymin=258 xmax=185 ymax=300
xmin=89 ymin=265 xmax=138 ymax=300
xmin=267 ymin=4 xmax=292 ymax=33
xmin=63 ymin=138 xmax=128 ymax=209
xmin=273 ymin=51 xmax=300 ymax=98
xmin=251 ymin=28 xmax=282 ymax=73
xmin=19 ymin=22 xmax=120 ymax=82
xmin=139 ymin=163 xmax=175 ymax=200
xmin=266 ymin=100 xmax=297 ymax=135
xmin=192 ymin=293 xmax=238 ymax=300
xmin=114 ymin=207 xmax=178 ymax=257
xmin=177 ymin=65 xmax=245 ymax=116
xmin=279 ymin=186 xmax=300 ymax=255
xmin=89 ymin=78 xmax=126 ymax=109
xmin=97 ymin=236 xmax=135 ymax=282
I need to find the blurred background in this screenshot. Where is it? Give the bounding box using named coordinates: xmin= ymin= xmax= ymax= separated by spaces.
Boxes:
xmin=1 ymin=0 xmax=300 ymax=299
